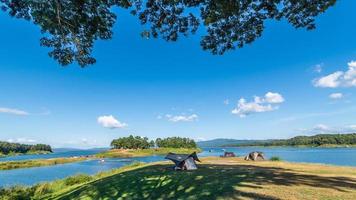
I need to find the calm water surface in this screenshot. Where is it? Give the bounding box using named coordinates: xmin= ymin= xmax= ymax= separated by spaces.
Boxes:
xmin=0 ymin=147 xmax=355 ymax=187
xmin=0 ymin=155 xmax=165 ymax=187
xmin=200 ymin=147 xmax=356 ymax=167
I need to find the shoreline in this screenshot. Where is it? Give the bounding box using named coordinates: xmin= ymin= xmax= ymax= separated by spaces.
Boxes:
xmin=0 ymin=156 xmax=90 ymax=170
xmin=0 ymin=150 xmax=52 ymax=158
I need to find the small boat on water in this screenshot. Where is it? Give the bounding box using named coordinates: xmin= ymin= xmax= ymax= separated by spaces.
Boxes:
xmin=99 ymin=159 xmax=105 ymax=163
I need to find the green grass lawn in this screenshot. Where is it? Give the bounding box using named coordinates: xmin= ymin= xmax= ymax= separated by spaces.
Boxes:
xmin=47 ymin=157 xmax=356 ymax=200
xmin=95 ymin=148 xmax=201 ymax=158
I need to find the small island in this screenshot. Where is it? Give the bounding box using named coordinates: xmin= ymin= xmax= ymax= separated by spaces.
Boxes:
xmin=96 ymin=135 xmax=201 ymax=158
xmin=0 ymin=141 xmax=52 ymax=157
xmin=0 ymin=136 xmax=200 ymax=170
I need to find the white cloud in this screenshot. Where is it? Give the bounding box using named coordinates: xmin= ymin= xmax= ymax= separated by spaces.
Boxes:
xmin=300 ymin=124 xmax=356 ymax=134
xmin=223 ymin=99 xmax=230 ymax=105
xmin=97 ymin=115 xmax=127 ymax=129
xmin=329 ymin=93 xmax=343 ymax=99
xmin=7 ymin=138 xmax=37 ymax=144
xmin=0 ymin=107 xmax=29 ymax=116
xmin=232 ymin=92 xmax=284 ymax=117
xmin=275 ymin=107 xmax=356 ymax=124
xmin=195 ymin=137 xmax=206 ymax=142
xmin=348 ymin=125 xmax=356 ymax=131
xmin=313 ymin=71 xmax=343 ymax=88
xmin=59 ymin=138 xmax=103 ymax=148
xmin=264 ymin=92 xmax=285 ymax=103
xmin=166 ymin=114 xmax=198 ymax=122
xmin=232 ymin=98 xmax=274 ymax=117
xmin=313 ymin=124 xmax=330 ymax=132
xmin=314 ymin=64 xmax=323 ymax=73
xmin=81 ymin=138 xmax=98 ymax=145
xmin=314 ymin=61 xmax=356 ymax=88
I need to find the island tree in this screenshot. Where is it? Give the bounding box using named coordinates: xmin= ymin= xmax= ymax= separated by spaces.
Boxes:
xmin=0 ymin=141 xmax=52 ymax=155
xmin=155 ymin=137 xmax=197 ymax=148
xmin=110 ymin=135 xmax=152 ymax=149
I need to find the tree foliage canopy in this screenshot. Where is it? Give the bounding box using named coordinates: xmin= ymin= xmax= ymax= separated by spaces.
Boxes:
xmin=155 ymin=137 xmax=197 ymax=148
xmin=0 ymin=141 xmax=52 ymax=155
xmin=1 ymin=0 xmax=336 ymax=67
xmin=111 ymin=135 xmax=152 ymax=149
xmin=110 ymin=135 xmax=197 ymax=149
xmin=225 ymin=133 xmax=356 ymax=147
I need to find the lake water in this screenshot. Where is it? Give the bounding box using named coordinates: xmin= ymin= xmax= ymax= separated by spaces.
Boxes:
xmin=0 ymin=147 xmax=355 ymax=187
xmin=200 ymin=147 xmax=356 ymax=167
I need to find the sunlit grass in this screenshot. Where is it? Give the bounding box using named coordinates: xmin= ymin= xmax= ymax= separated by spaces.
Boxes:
xmin=270 ymin=156 xmax=282 ymax=161
xmin=50 ymin=157 xmax=356 ymax=200
xmin=0 ymin=162 xmax=145 ymax=200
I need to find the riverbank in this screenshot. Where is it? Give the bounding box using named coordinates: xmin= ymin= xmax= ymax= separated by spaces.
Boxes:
xmin=0 ymin=156 xmax=89 ymax=170
xmin=1 ymin=157 xmax=355 ymax=199
xmin=0 ymin=150 xmax=52 ymax=158
xmin=95 ymin=148 xmax=201 ymax=158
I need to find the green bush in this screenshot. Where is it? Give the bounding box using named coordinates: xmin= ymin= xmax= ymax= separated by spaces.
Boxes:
xmin=64 ymin=174 xmax=93 ymax=186
xmin=33 ymin=183 xmax=53 ymax=197
xmin=0 ymin=185 xmax=34 ymax=200
xmin=270 ymin=156 xmax=282 ymax=161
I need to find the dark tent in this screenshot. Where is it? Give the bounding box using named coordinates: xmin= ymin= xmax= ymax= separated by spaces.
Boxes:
xmin=244 ymin=151 xmax=265 ymax=161
xmin=165 ymin=152 xmax=201 ymax=170
xmin=221 ymin=152 xmax=236 ymax=157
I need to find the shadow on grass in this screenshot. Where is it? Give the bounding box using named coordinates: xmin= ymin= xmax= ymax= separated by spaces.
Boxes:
xmin=54 ymin=163 xmax=356 ymax=200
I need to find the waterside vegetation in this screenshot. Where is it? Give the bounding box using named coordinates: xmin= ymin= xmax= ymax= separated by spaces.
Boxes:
xmin=221 ymin=133 xmax=356 ymax=147
xmin=0 ymin=141 xmax=52 ymax=156
xmin=0 ymin=156 xmax=88 ymax=170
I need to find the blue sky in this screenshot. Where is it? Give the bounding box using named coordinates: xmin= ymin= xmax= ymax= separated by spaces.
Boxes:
xmin=1 ymin=1 xmax=356 ymax=148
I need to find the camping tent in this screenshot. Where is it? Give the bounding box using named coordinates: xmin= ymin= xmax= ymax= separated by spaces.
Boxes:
xmin=221 ymin=151 xmax=236 ymax=157
xmin=244 ymin=151 xmax=265 ymax=161
xmin=165 ymin=152 xmax=201 ymax=170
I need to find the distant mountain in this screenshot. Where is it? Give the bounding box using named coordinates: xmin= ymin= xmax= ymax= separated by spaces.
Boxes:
xmin=197 ymin=139 xmax=265 ymax=147
xmin=198 ymin=133 xmax=356 ymax=147
xmin=53 ymin=147 xmax=109 ymax=152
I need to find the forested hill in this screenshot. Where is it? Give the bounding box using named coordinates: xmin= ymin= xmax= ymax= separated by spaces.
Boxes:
xmin=197 ymin=139 xmax=270 ymax=147
xmin=221 ymin=133 xmax=356 ymax=147
xmin=0 ymin=141 xmax=52 ymax=155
